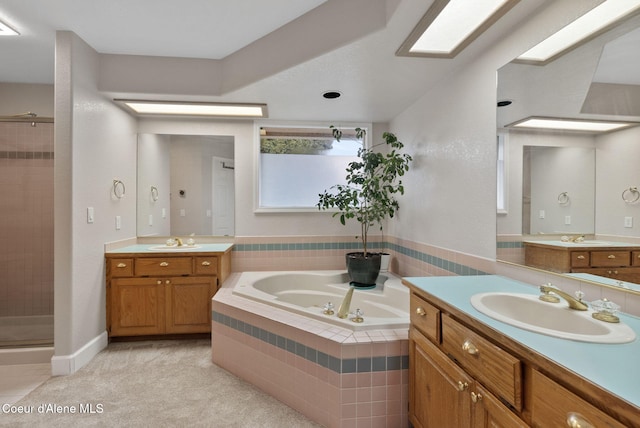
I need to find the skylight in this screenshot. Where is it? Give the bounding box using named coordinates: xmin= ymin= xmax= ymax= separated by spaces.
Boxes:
xmin=397 ymin=0 xmax=519 ymax=58
xmin=517 ymin=0 xmax=640 ymax=63
xmin=0 ymin=19 xmax=18 ymax=36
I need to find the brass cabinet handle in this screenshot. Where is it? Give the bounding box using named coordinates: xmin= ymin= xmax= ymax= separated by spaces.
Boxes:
xmin=156 ymin=280 xmax=162 ymax=285
xmin=576 ymin=255 xmax=585 ymax=260
xmin=116 ymin=263 xmax=127 ymax=268
xmin=415 ymin=307 xmax=426 ymax=317
xmin=457 ymin=381 xmax=469 ymax=391
xmin=608 ymin=254 xmax=616 ymax=259
xmin=566 ymin=412 xmax=594 ymax=428
xmin=159 ymin=261 xmax=169 ymax=267
xmin=471 ymin=392 xmax=482 ymax=403
xmin=165 ymin=280 xmax=170 ymax=285
xmin=462 ymin=340 xmax=479 ymax=355
xmin=201 ymin=261 xmax=211 ymax=266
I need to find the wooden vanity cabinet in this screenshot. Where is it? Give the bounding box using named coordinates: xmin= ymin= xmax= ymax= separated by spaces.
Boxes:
xmin=524 ymin=242 xmax=640 ymax=283
xmin=409 ymin=291 xmax=528 ymax=428
xmin=106 ymin=249 xmax=231 ymax=338
xmin=407 ymin=286 xmax=638 ymax=428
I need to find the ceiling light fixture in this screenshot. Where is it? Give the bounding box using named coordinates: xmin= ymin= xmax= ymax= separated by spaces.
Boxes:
xmin=516 ymin=0 xmax=640 ymax=64
xmin=397 ymin=0 xmax=520 ymax=58
xmin=115 ymin=100 xmax=268 ymax=118
xmin=507 ymin=117 xmax=637 ymax=133
xmin=0 ymin=19 xmax=18 ymax=36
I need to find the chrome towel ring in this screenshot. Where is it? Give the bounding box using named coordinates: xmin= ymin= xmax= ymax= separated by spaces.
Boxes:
xmin=112 ymin=179 xmax=126 ymax=199
xmin=557 ymin=192 xmax=570 ymax=205
xmin=622 ymin=187 xmax=639 ymax=204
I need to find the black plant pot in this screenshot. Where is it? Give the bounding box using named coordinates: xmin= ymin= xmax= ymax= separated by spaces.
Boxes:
xmin=345 ymin=252 xmax=381 ymax=287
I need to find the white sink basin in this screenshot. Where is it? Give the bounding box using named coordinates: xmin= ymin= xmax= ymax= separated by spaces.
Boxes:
xmin=470 ymin=292 xmax=636 ymax=344
xmin=148 ymin=245 xmax=201 ymax=251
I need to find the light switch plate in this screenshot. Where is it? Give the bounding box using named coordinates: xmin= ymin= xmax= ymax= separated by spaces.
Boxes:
xmin=87 ymin=207 xmax=94 ymax=224
xmin=564 ymin=215 xmax=571 ymax=225
xmin=625 ymin=216 xmax=633 ymax=228
xmin=115 ymin=215 xmax=121 ymax=230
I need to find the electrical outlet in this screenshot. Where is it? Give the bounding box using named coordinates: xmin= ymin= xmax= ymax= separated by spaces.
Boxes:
xmin=539 ymin=210 xmax=545 ymax=219
xmin=625 ymin=217 xmax=633 ymax=228
xmin=564 ymin=215 xmax=571 ymax=225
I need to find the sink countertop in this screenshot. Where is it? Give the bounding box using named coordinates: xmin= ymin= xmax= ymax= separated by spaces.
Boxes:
xmin=523 ymin=240 xmax=640 ymax=248
xmin=105 ymin=243 xmax=234 ymax=254
xmin=403 ymin=275 xmax=640 ymax=409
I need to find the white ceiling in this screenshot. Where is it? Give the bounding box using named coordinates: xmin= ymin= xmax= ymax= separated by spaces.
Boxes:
xmin=4 ymin=0 xmax=636 ymax=123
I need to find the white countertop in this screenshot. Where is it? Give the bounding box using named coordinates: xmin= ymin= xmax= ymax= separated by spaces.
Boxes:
xmin=105 ymin=243 xmax=234 ymax=254
xmin=524 ymin=240 xmax=640 ymax=248
xmin=404 ymin=275 xmax=640 ymax=408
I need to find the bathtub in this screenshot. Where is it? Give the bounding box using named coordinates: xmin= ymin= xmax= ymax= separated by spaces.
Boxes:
xmin=232 ymin=270 xmax=409 ymax=331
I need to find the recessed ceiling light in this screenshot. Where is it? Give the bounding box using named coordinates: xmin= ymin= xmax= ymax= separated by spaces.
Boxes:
xmin=397 ymin=0 xmax=520 ymax=58
xmin=507 ymin=117 xmax=637 ymax=133
xmin=0 ymin=20 xmax=19 ymax=36
xmin=322 ymin=91 xmax=342 ymax=99
xmin=516 ymin=0 xmax=640 ymax=64
xmin=115 ymin=100 xmax=268 ymax=118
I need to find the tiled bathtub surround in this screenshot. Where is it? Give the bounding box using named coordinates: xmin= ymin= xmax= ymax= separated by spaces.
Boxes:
xmin=231 ymin=235 xmax=493 ymax=279
xmin=212 ymin=274 xmax=409 ymax=428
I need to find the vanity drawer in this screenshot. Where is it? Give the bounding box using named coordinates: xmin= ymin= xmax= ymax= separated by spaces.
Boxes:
xmin=195 ymin=256 xmax=218 ymax=275
xmin=441 ymin=314 xmax=522 ymax=410
xmin=109 ymin=258 xmax=134 ymax=277
xmin=570 ymin=251 xmax=590 ymax=268
xmin=410 ymin=293 xmax=440 ymax=343
xmin=633 ymin=251 xmax=640 ymax=266
xmin=531 ymin=370 xmax=626 ymax=428
xmin=135 ymin=257 xmax=192 ymax=276
xmin=590 ymin=251 xmax=630 ymax=267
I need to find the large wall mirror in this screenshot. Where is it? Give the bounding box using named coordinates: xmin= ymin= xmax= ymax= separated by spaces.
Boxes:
xmin=137 ymin=133 xmax=235 ymax=237
xmin=497 ymin=12 xmax=640 ymax=292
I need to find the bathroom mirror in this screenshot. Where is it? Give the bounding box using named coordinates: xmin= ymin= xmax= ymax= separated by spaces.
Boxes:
xmin=136 ymin=133 xmax=235 ymax=237
xmin=496 ymin=12 xmax=640 ymax=289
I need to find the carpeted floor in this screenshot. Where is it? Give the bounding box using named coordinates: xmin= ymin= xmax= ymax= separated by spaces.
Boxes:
xmin=0 ymin=339 xmax=322 ymax=427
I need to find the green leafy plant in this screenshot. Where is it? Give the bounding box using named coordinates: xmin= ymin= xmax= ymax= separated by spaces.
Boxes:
xmin=317 ymin=126 xmax=412 ymax=256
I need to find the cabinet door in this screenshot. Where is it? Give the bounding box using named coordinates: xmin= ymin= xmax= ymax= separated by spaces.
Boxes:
xmin=473 ymin=384 xmax=529 ymax=428
xmin=110 ymin=278 xmax=165 ymax=336
xmin=166 ymin=276 xmax=216 ymax=334
xmin=410 ymin=328 xmax=473 ymax=428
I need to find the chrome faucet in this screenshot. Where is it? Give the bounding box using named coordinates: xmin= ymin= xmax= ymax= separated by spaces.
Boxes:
xmin=539 ymin=284 xmax=588 ymax=311
xmin=337 ymin=286 xmax=355 ymax=319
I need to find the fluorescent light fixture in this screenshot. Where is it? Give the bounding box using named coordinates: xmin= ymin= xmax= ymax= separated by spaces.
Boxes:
xmin=507 ymin=117 xmax=636 ymax=133
xmin=517 ymin=0 xmax=640 ymax=63
xmin=397 ymin=0 xmax=520 ymax=58
xmin=0 ymin=20 xmax=18 ymax=36
xmin=116 ymin=100 xmax=268 ymax=118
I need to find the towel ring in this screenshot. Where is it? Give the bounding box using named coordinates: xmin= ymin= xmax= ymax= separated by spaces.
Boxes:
xmin=622 ymin=186 xmax=639 ymax=204
xmin=557 ymin=192 xmax=570 ymax=205
xmin=150 ymin=186 xmax=159 ymax=202
xmin=112 ymin=179 xmax=126 ymax=199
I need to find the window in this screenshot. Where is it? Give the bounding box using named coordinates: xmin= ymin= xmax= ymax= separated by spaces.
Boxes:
xmin=257 ymin=125 xmax=367 ymax=211
xmin=497 ymin=132 xmax=508 ymax=214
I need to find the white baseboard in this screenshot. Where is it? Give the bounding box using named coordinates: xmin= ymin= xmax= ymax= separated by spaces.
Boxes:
xmin=51 ymin=331 xmax=108 ymax=376
xmin=0 ymin=347 xmax=54 ymax=365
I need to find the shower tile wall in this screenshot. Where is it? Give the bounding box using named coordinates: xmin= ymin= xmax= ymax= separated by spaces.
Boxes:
xmin=0 ymin=122 xmax=54 ymax=317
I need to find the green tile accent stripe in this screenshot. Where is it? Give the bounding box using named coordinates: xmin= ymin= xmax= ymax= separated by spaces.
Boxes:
xmin=213 ymin=310 xmax=408 ymax=374
xmin=496 ymin=241 xmax=523 ymax=249
xmin=233 ymin=240 xmax=489 ymax=276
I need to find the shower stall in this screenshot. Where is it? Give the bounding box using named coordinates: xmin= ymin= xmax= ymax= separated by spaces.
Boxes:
xmin=0 ymin=116 xmax=54 ymax=349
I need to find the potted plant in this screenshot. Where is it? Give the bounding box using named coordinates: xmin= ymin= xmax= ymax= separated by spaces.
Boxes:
xmin=317 ymin=126 xmax=412 ymax=286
